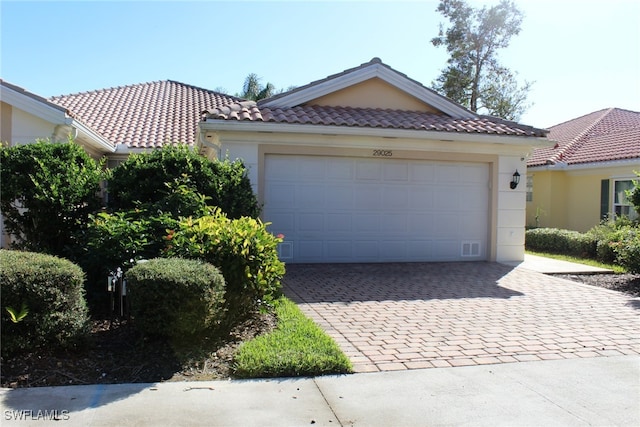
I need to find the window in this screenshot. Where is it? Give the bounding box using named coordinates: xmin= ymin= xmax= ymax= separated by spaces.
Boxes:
xmin=526 ymin=175 xmax=533 ymax=202
xmin=613 ymin=179 xmax=639 ymax=220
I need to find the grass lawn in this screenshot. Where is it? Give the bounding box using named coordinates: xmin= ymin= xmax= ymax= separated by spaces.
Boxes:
xmin=233 ymin=297 xmax=353 ymax=378
xmin=526 ymin=250 xmax=626 ymax=273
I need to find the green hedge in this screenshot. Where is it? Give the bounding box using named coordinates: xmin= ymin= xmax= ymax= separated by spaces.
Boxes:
xmin=127 ymin=258 xmax=226 ymax=342
xmin=525 ymin=228 xmax=596 ymax=258
xmin=0 ymin=250 xmax=89 ymax=357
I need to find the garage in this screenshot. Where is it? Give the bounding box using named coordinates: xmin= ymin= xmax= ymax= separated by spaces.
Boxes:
xmin=264 ymin=154 xmax=490 ymax=263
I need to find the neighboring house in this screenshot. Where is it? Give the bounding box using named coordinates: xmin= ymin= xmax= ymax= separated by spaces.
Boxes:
xmin=526 ymin=108 xmax=640 ymax=232
xmin=1 ymin=58 xmax=550 ymax=263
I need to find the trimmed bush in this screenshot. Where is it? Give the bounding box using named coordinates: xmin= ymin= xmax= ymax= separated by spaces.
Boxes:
xmin=166 ymin=209 xmax=285 ymax=319
xmin=127 ymin=258 xmax=226 ymax=342
xmin=525 ymin=228 xmax=596 ymax=258
xmin=0 ymin=250 xmax=89 ymax=357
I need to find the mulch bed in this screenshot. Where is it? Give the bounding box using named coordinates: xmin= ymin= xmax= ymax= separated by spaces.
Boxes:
xmin=2 ymin=272 xmax=638 ymax=389
xmin=1 ymin=311 xmax=277 ymax=389
xmin=550 ymin=273 xmax=640 ymax=297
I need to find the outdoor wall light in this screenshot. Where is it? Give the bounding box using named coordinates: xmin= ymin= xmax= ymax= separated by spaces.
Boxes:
xmin=510 ymin=170 xmax=521 ymax=190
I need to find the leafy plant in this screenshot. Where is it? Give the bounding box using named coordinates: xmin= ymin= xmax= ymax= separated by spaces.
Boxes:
xmin=0 ymin=139 xmax=104 ymax=258
xmin=167 ymin=209 xmax=285 ymax=321
xmin=5 ymin=303 xmax=29 ymax=323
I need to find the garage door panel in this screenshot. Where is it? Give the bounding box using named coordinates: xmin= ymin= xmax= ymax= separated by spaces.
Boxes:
xmin=331 ymin=185 xmax=354 ymax=208
xmin=434 ymin=188 xmax=459 ymax=210
xmin=298 ymin=213 xmax=324 ymax=232
xmin=264 ymin=155 xmax=489 ymax=263
xmin=296 ymin=185 xmax=325 ymax=208
xmin=410 ymin=163 xmax=435 ymax=182
xmin=383 ymin=162 xmax=409 ymax=181
xmin=436 ymin=164 xmax=461 ymax=183
xmin=356 ymin=161 xmax=382 ymax=180
xmin=326 ymin=241 xmax=352 ymax=260
xmin=354 ymin=187 xmax=381 ymax=209
xmin=433 ymin=240 xmax=459 ymax=259
xmin=382 ymin=213 xmax=408 ymax=232
xmin=408 ymin=188 xmax=434 ymax=210
xmin=383 ymin=187 xmax=409 ymax=209
xmin=354 ymin=214 xmax=380 ymax=232
xmin=354 ymin=241 xmax=379 ymax=258
xmin=327 ymin=158 xmax=354 ymax=180
xmin=298 ymin=157 xmax=326 ymax=179
xmin=266 ymin=184 xmax=295 ymax=207
xmin=327 ymin=213 xmax=352 ymax=232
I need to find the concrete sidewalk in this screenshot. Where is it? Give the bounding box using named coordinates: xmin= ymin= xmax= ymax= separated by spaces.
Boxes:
xmin=503 ymin=254 xmax=613 ymax=274
xmin=2 ymin=356 xmax=638 ymax=426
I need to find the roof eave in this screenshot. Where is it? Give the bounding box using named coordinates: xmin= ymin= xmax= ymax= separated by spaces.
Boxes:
xmin=199 ymin=120 xmax=551 ymax=146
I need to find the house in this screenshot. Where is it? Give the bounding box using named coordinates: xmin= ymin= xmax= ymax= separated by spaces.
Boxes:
xmin=197 ymin=58 xmax=549 ymax=263
xmin=1 ymin=58 xmax=550 ymax=262
xmin=526 ymin=108 xmax=640 ymax=232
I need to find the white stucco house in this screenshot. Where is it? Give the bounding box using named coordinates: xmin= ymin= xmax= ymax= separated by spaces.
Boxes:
xmin=1 ymin=58 xmax=549 ymax=262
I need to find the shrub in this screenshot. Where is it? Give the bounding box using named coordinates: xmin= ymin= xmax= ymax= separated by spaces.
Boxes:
xmin=126 ymin=258 xmax=226 ymax=342
xmin=611 ymin=228 xmax=640 ymax=274
xmin=107 ymin=146 xmax=259 ymax=219
xmin=0 ymin=139 xmax=104 ymax=258
xmin=166 ymin=209 xmax=285 ymax=320
xmin=587 ymin=217 xmax=635 ymax=264
xmin=525 ymin=227 xmax=596 ymax=258
xmin=0 ymin=250 xmax=89 ymax=357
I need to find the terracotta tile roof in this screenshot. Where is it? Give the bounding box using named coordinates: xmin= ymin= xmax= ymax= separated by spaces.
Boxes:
xmin=528 ymin=108 xmax=640 ymax=167
xmin=203 ymin=102 xmax=547 ymax=137
xmin=49 ymin=81 xmax=242 ymax=148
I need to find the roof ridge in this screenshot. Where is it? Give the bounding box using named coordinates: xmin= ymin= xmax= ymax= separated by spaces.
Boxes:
xmin=48 ymin=80 xmax=173 ymax=99
xmin=548 ymin=108 xmax=614 ymax=164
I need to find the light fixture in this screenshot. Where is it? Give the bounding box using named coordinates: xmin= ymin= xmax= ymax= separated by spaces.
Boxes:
xmin=510 ymin=170 xmax=521 ymax=190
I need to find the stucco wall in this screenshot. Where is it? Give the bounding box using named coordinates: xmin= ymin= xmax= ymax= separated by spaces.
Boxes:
xmin=495 ymin=156 xmax=527 ymax=262
xmin=10 ymin=107 xmax=56 ymax=144
xmin=311 ymin=78 xmax=441 ymax=113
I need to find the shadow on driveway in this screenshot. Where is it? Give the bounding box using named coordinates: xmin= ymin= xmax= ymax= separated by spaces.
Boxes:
xmin=283 ymin=261 xmax=523 ymax=304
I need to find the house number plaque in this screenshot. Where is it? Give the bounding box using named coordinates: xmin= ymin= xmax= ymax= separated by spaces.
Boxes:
xmin=372 ymin=150 xmax=393 ymax=157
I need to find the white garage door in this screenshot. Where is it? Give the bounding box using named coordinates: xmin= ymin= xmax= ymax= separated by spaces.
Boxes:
xmin=264 ymin=155 xmax=489 ymax=263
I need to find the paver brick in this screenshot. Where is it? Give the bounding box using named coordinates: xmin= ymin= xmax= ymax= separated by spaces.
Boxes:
xmin=283 ymin=262 xmax=640 ymax=372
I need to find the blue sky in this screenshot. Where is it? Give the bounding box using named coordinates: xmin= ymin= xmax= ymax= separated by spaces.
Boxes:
xmin=1 ymin=0 xmax=638 ymax=128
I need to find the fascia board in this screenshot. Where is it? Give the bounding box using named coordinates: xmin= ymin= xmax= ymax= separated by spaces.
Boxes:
xmin=1 ymin=84 xmax=69 ymax=124
xmin=261 ymin=63 xmax=474 ymax=119
xmin=528 ymin=158 xmax=640 ymax=172
xmin=74 ymin=121 xmax=115 ymax=153
xmin=200 ymin=120 xmax=548 ymax=147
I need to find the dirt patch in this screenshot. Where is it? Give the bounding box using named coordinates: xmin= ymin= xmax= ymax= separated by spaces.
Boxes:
xmin=1 ymin=310 xmax=277 ymax=388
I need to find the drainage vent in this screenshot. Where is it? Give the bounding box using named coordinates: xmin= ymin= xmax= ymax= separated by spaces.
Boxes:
xmin=461 ymin=241 xmax=481 ymax=257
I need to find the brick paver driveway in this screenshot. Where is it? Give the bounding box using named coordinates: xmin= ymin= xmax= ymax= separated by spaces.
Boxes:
xmin=283 ymin=262 xmax=639 ymax=373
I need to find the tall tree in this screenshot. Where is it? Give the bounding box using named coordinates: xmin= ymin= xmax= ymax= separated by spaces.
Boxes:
xmin=431 ymin=0 xmax=532 ymax=121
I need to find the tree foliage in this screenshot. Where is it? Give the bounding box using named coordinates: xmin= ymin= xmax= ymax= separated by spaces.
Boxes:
xmin=239 ymin=73 xmax=277 ymax=101
xmin=107 ymin=145 xmax=259 ymax=219
xmin=0 ymin=140 xmax=104 ymax=257
xmin=431 ymin=0 xmax=532 ymax=120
